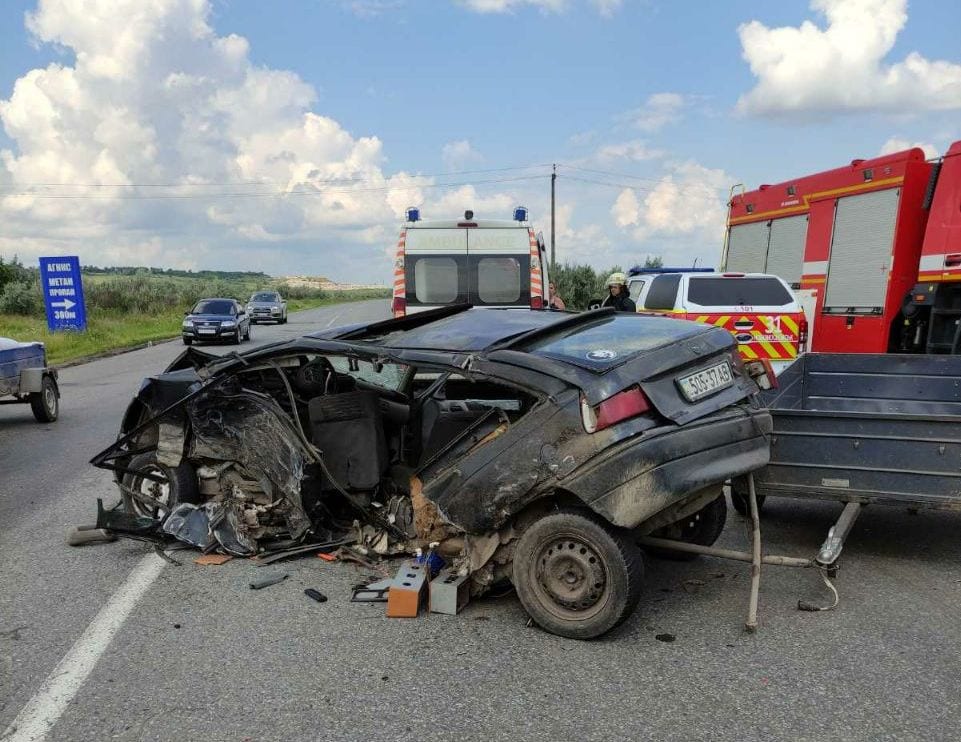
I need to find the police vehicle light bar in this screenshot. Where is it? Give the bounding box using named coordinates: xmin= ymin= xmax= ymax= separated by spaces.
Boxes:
xmin=406 ymin=207 xmax=420 ymax=222
xmin=513 ymin=206 xmax=529 ymax=222
xmin=627 ymin=266 xmax=715 ymax=275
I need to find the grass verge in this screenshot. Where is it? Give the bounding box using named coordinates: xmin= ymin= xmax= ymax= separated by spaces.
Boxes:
xmin=0 ymin=290 xmax=388 ymax=366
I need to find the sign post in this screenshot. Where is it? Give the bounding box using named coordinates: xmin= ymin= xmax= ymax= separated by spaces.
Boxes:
xmin=39 ymin=256 xmax=87 ymax=332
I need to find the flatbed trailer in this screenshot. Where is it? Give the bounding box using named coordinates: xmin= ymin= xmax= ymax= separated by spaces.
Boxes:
xmin=0 ymin=339 xmax=60 ymax=422
xmin=643 ymin=352 xmax=961 ymax=629
xmin=742 ymin=352 xmax=961 ymax=513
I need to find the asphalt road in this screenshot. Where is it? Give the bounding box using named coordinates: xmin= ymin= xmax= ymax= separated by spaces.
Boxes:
xmin=2 ymin=299 xmax=960 ymax=741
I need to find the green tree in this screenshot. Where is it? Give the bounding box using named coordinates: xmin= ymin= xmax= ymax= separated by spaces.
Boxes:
xmin=643 ymin=255 xmax=663 ymax=269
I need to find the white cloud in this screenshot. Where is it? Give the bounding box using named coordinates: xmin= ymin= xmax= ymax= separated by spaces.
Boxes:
xmin=459 ymin=0 xmax=566 ymax=12
xmin=591 ymin=0 xmax=622 ymax=17
xmin=0 ymin=0 xmax=436 ymax=278
xmin=596 ymin=139 xmax=666 ymax=162
xmin=441 ymin=140 xmax=484 ymax=170
xmin=879 ymin=137 xmax=939 ymax=160
xmin=737 ymin=0 xmax=961 ymax=117
xmin=622 ymin=92 xmax=686 ymax=132
xmin=611 ymin=160 xmax=732 ymax=243
xmin=346 ymin=1 xmax=404 ymax=18
xmin=457 ymin=0 xmax=620 ymax=14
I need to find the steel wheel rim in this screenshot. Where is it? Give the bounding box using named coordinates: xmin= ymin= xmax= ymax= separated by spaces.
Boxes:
xmin=130 ymin=464 xmax=171 ymax=518
xmin=43 ymin=385 xmax=57 ymax=415
xmin=529 ymin=530 xmax=611 ymax=621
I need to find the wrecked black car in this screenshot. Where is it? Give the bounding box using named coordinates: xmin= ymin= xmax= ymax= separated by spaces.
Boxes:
xmin=92 ymin=305 xmax=771 ymax=639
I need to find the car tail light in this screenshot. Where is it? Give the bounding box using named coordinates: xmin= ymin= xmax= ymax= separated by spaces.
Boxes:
xmin=744 ymin=359 xmax=777 ymax=390
xmin=581 ymin=388 xmax=651 ymax=433
xmin=798 ymin=315 xmax=808 ymax=351
xmin=531 ymin=295 xmax=544 ymax=309
xmin=391 ymin=296 xmax=406 ymax=318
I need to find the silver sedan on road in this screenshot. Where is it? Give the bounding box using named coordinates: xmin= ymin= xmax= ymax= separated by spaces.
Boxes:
xmin=246 ymin=291 xmax=288 ymax=324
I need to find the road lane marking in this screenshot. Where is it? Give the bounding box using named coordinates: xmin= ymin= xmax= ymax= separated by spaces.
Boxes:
xmin=324 ymin=312 xmax=341 ymax=328
xmin=1 ymin=553 xmax=166 ymax=742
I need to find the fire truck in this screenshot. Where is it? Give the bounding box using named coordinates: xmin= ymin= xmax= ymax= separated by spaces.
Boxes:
xmin=723 ymin=140 xmax=961 ymax=354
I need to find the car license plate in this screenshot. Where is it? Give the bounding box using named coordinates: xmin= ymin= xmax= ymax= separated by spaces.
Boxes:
xmin=677 ymin=362 xmax=733 ymax=402
xmin=198 ymin=327 xmax=216 ymax=335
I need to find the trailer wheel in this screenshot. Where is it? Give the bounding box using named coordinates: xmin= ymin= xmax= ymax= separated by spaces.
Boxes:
xmin=730 ymin=477 xmax=766 ymax=517
xmin=512 ymin=509 xmax=644 ymax=640
xmin=30 ymin=375 xmax=59 ymax=423
xmin=646 ymin=494 xmax=728 ymax=561
xmin=121 ymin=451 xmax=200 ymax=519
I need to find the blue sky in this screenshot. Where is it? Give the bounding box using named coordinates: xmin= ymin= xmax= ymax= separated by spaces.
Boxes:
xmin=1 ymin=0 xmax=959 ymax=281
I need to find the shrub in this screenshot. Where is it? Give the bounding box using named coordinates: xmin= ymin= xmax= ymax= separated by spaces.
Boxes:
xmin=0 ymin=280 xmax=41 ymax=315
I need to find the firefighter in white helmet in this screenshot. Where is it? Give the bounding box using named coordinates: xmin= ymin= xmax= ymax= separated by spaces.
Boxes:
xmin=601 ymin=272 xmax=636 ymax=312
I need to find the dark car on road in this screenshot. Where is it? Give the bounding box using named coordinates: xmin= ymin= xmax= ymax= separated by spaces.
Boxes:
xmin=246 ymin=291 xmax=287 ymax=324
xmin=181 ymin=298 xmax=251 ymax=346
xmin=95 ymin=305 xmax=771 ymax=639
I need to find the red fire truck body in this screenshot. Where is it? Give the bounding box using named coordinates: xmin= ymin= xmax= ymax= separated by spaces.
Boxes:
xmin=725 ymin=141 xmax=961 ymax=354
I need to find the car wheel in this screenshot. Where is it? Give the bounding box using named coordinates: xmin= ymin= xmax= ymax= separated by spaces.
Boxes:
xmin=512 ymin=509 xmax=644 ymax=640
xmin=183 ymin=337 xmax=193 ymax=346
xmin=281 ymin=314 xmax=287 ymax=324
xmin=730 ymin=477 xmax=766 ymax=517
xmin=121 ymin=451 xmax=200 ymax=519
xmin=231 ymin=330 xmax=241 ymax=345
xmin=647 ymin=494 xmax=728 ymax=561
xmin=244 ymin=324 xmax=251 ymax=341
xmin=30 ymin=375 xmax=59 ymax=423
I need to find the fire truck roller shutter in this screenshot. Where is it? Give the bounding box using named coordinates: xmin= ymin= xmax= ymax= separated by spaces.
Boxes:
xmin=824 ymin=188 xmax=900 ymax=311
xmin=726 ymin=221 xmax=769 ymax=274
xmin=765 ymin=215 xmax=807 ymax=287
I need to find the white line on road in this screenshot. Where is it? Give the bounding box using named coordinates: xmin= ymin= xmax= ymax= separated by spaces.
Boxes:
xmin=324 ymin=312 xmax=341 ymax=328
xmin=1 ymin=553 xmax=166 ymax=742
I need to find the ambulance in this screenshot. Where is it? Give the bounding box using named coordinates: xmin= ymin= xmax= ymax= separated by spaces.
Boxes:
xmin=390 ymin=207 xmax=550 ymax=316
xmin=628 ymin=268 xmax=806 ymax=374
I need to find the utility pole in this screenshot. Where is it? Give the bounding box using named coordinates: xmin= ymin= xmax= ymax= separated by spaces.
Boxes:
xmin=550 ymin=163 xmax=556 ymax=274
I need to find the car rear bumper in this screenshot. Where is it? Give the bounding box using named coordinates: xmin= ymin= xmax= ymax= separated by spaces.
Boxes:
xmin=564 ymin=404 xmax=772 ymax=529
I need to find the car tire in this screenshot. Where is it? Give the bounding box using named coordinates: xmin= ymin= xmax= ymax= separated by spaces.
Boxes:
xmin=183 ymin=337 xmax=193 ymax=346
xmin=121 ymin=451 xmax=200 ymax=519
xmin=30 ymin=375 xmax=59 ymax=423
xmin=281 ymin=314 xmax=287 ymax=324
xmin=646 ymin=494 xmax=728 ymax=561
xmin=231 ymin=330 xmax=241 ymax=345
xmin=512 ymin=509 xmax=644 ymax=640
xmin=730 ymin=477 xmax=766 ymax=517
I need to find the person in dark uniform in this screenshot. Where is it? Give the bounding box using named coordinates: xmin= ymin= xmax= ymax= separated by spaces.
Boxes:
xmin=600 ymin=272 xmax=636 ymax=312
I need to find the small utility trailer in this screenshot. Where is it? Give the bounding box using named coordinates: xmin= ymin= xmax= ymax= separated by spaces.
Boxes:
xmin=641 ymin=352 xmax=961 ymax=629
xmin=0 ymin=338 xmax=59 ymax=422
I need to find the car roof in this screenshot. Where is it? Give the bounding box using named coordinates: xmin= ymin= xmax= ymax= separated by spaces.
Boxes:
xmin=338 ymin=306 xmax=574 ymax=352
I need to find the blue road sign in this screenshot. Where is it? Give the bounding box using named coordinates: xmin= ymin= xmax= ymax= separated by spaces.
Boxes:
xmin=39 ymin=256 xmax=87 ymax=332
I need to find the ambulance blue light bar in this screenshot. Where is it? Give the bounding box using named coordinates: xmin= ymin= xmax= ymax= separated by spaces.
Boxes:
xmin=513 ymin=206 xmax=528 ymax=222
xmin=406 ymin=207 xmax=420 ymax=222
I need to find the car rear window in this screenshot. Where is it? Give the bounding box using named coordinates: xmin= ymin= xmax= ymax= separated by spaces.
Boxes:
xmin=644 ymin=274 xmax=681 ymax=310
xmin=687 ymin=277 xmax=793 ymax=307
xmin=192 ymin=300 xmax=234 ymax=314
xmin=525 ymin=314 xmax=706 ymax=370
xmin=476 ymin=257 xmax=523 ymax=304
xmin=414 ymin=258 xmax=459 ymax=303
